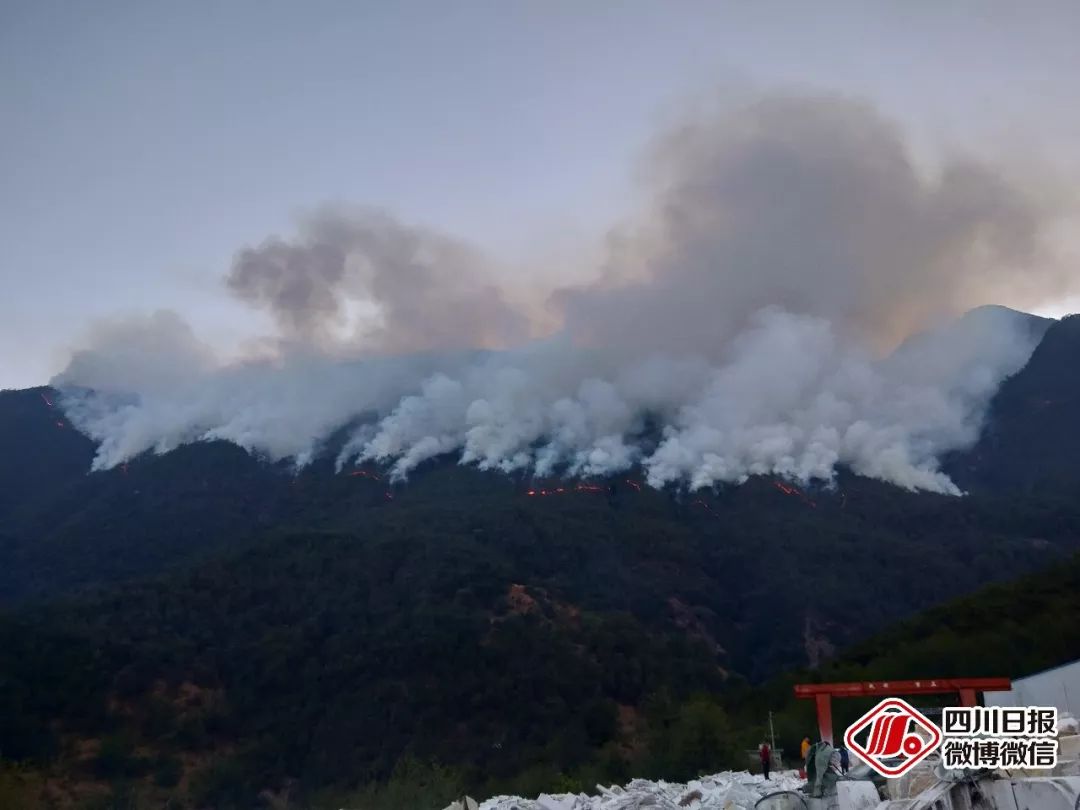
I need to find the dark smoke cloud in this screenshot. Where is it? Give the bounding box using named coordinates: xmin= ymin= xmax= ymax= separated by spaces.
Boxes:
xmin=556 ymin=93 xmax=1065 ymax=354
xmin=59 ymin=310 xmax=216 ymax=395
xmin=227 ymin=206 xmax=528 ymax=353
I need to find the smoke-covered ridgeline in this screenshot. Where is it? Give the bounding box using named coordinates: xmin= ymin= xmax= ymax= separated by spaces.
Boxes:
xmin=53 ymin=92 xmax=1072 ymax=494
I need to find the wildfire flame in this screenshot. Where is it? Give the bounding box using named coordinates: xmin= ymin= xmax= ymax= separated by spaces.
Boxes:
xmin=526 ymin=482 xmax=608 ymax=497
xmin=342 ymin=468 xmax=392 ymax=499
xmin=773 ymin=480 xmax=816 ymax=508
xmin=347 ymin=470 xmax=382 ymax=481
xmin=690 ymin=498 xmax=717 ymax=516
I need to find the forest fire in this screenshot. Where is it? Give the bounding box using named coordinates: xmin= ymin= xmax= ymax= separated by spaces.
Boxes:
xmin=773 ymin=480 xmax=816 ymax=508
xmin=342 ymin=468 xmax=393 ymax=500
xmin=690 ymin=498 xmax=717 ymax=516
xmin=347 ymin=470 xmax=382 ymax=481
xmin=575 ymin=483 xmax=606 ymax=493
xmin=526 ymin=486 xmax=566 ymax=497
xmin=526 ymin=482 xmax=607 ymax=497
xmin=40 ymin=392 xmax=65 ymax=428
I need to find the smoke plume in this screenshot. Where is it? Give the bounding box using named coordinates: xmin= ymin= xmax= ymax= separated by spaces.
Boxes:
xmin=53 ymin=91 xmax=1074 ymax=493
xmin=557 ymin=93 xmax=1061 ymax=355
xmin=227 ymin=206 xmax=528 ymax=352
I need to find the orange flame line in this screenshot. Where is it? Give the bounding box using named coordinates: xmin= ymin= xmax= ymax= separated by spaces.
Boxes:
xmin=348 ymin=470 xmax=382 ymax=481
xmin=525 ymin=482 xmax=608 ymax=497
xmin=773 ymin=480 xmax=816 ymax=508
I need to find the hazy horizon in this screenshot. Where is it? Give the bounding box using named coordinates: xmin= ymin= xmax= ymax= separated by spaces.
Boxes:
xmin=4 ymin=1 xmax=1080 ymax=390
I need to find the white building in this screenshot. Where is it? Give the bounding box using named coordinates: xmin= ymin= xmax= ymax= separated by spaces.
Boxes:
xmin=984 ymin=659 xmax=1080 ymax=717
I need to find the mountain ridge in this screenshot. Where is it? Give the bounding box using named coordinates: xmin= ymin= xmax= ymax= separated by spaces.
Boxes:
xmin=2 ymin=309 xmax=1079 ymax=612
xmin=2 ymin=307 xmax=1080 ymax=807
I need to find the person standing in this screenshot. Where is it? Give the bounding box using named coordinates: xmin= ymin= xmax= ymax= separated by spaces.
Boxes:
xmin=759 ymin=741 xmax=772 ymax=780
xmin=839 ymin=745 xmax=849 ymax=774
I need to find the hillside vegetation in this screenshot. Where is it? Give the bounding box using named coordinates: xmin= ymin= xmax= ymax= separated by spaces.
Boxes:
xmin=1 ymin=316 xmax=1078 ymax=808
xmin=2 ymin=512 xmax=1079 ymax=808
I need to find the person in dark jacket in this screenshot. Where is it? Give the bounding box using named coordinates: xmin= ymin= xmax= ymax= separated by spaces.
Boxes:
xmin=838 ymin=745 xmax=850 ymax=774
xmin=759 ymin=741 xmax=772 ymax=780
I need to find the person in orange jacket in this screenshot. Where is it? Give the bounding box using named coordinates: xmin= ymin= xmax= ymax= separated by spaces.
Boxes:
xmin=800 ymin=736 xmax=811 ymax=760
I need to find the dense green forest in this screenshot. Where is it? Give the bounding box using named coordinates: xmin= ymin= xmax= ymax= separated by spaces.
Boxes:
xmin=3 ymin=539 xmax=1078 ymax=809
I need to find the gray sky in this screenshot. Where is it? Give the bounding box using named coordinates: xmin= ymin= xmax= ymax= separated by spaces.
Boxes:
xmin=3 ymin=0 xmax=1080 ymax=389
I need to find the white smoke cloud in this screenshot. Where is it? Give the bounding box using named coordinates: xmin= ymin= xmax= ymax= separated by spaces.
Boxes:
xmin=52 ymin=90 xmax=1072 ymax=493
xmin=329 ymin=306 xmax=1042 ymax=494
xmin=55 ymin=305 xmax=1045 ymax=493
xmin=58 ymin=341 xmax=470 ymax=471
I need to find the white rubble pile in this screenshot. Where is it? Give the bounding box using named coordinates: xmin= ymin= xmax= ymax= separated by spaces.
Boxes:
xmin=1059 ymin=712 xmax=1079 ymax=737
xmin=475 ymin=769 xmax=804 ymax=810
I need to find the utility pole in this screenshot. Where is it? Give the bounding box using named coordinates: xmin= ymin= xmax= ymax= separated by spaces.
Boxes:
xmin=769 ymin=710 xmax=777 ymax=764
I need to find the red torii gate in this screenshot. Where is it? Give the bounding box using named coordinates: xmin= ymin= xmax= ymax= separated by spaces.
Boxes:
xmin=794 ymin=677 xmax=1012 ymax=745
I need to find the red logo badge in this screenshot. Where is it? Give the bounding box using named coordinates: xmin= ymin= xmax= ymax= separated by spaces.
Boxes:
xmin=844 ymin=698 xmax=942 ymax=777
